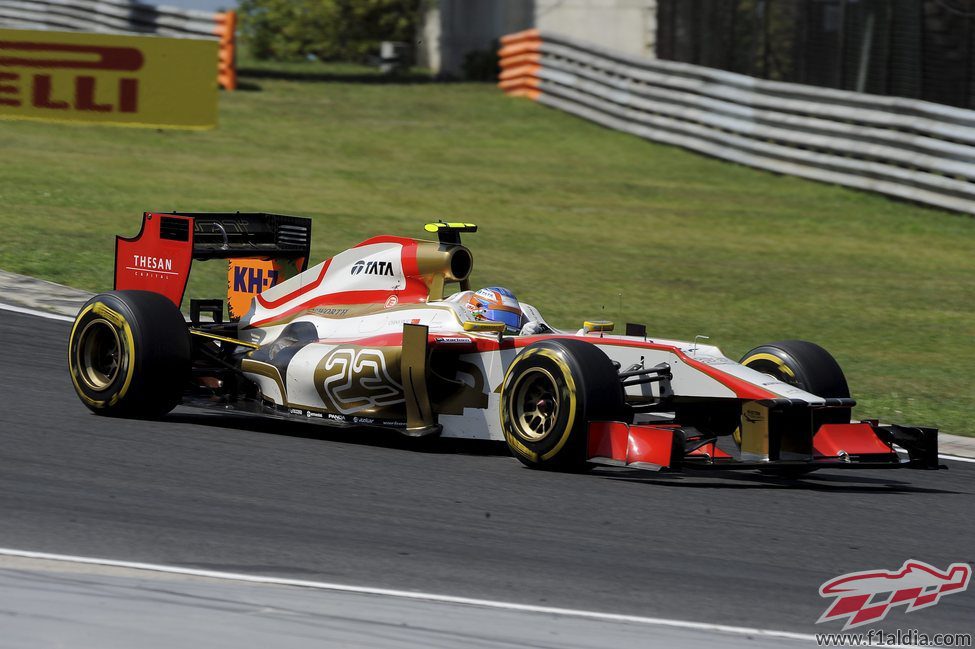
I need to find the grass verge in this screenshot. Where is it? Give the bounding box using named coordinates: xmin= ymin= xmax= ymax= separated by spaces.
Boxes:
xmin=0 ymin=61 xmax=972 ymax=436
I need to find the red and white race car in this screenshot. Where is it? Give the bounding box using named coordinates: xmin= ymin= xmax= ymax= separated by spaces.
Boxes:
xmin=68 ymin=213 xmax=941 ymax=475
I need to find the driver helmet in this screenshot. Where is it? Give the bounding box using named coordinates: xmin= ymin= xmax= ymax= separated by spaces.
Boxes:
xmin=467 ymin=287 xmax=523 ymax=333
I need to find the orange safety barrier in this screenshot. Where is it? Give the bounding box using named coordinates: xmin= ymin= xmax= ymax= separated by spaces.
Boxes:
xmin=497 ymin=29 xmax=541 ymax=100
xmin=214 ymin=10 xmax=237 ymax=91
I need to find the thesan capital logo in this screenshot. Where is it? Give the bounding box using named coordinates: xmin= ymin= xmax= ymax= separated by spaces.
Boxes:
xmin=0 ymin=40 xmax=143 ymax=113
xmin=817 ymin=560 xmax=971 ymax=630
xmin=126 ymin=254 xmax=177 ymax=280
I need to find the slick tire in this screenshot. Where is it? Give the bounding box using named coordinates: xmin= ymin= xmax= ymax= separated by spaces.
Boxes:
xmin=500 ymin=339 xmax=624 ymax=471
xmin=740 ymin=339 xmax=851 ymax=423
xmin=740 ymin=340 xmax=850 ymax=398
xmin=68 ymin=290 xmax=190 ymax=418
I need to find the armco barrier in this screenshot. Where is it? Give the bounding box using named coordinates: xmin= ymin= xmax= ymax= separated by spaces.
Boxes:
xmin=498 ymin=29 xmax=975 ymax=216
xmin=0 ymin=0 xmax=235 ymax=90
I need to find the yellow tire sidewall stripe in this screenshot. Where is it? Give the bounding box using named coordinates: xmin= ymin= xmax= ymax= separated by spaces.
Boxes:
xmin=68 ymin=301 xmax=137 ymax=408
xmin=741 ymin=352 xmax=796 ymax=380
xmin=500 ymin=347 xmax=578 ymax=464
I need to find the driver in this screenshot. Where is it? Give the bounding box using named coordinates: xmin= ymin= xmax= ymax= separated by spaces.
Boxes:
xmin=467 ymin=287 xmax=523 ymax=333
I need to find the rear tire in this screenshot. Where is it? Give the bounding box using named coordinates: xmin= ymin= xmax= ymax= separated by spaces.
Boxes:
xmin=68 ymin=290 xmax=190 ymax=418
xmin=500 ymin=339 xmax=624 ymax=471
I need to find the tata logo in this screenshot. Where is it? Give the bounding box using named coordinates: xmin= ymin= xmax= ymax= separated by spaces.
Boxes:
xmin=350 ymin=260 xmax=395 ymax=276
xmin=0 ymin=41 xmax=143 ymax=112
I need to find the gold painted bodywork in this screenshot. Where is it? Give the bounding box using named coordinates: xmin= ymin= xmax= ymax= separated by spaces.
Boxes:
xmin=312 ymin=345 xmax=407 ymax=418
xmin=739 ymin=401 xmax=769 ymax=461
xmin=414 ymin=241 xmax=473 ymax=299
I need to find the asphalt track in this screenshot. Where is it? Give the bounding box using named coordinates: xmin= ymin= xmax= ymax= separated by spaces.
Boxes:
xmin=0 ymin=309 xmax=972 ymax=642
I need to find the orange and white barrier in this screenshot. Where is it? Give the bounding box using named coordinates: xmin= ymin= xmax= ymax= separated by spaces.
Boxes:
xmin=214 ymin=11 xmax=236 ymax=91
xmin=497 ymin=29 xmax=541 ymax=99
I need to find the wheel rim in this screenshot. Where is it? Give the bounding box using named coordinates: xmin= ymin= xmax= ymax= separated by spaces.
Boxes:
xmin=509 ymin=367 xmax=561 ymax=442
xmin=76 ymin=319 xmax=122 ymax=391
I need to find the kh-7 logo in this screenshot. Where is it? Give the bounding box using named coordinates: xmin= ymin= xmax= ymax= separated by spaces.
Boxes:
xmin=818 ymin=560 xmax=971 ymax=629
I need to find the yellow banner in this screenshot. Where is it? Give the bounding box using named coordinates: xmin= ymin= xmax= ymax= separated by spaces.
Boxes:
xmin=0 ymin=28 xmax=218 ymax=129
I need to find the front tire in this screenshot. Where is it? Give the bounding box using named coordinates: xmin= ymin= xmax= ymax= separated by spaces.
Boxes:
xmin=68 ymin=290 xmax=190 ymax=418
xmin=500 ymin=339 xmax=624 ymax=471
xmin=739 ymin=340 xmax=851 ymax=477
xmin=740 ymin=340 xmax=850 ymax=400
xmin=740 ymin=339 xmax=851 ymax=428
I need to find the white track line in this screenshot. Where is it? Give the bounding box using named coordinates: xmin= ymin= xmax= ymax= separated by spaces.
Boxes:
xmin=937 ymin=453 xmax=975 ymax=464
xmin=0 ymin=547 xmax=817 ymax=643
xmin=0 ymin=301 xmax=74 ymax=322
xmin=2 ymin=301 xmax=973 ymax=465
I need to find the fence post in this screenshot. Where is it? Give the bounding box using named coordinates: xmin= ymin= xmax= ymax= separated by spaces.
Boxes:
xmin=216 ymin=10 xmax=237 ymax=91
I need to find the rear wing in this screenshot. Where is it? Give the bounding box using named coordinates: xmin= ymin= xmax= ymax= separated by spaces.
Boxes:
xmin=115 ymin=212 xmax=312 ymax=316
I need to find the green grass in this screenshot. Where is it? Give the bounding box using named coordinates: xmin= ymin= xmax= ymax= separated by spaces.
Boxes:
xmin=1 ymin=62 xmax=973 ymax=436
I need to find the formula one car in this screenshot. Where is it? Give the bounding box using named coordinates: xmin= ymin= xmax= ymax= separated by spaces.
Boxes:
xmin=68 ymin=213 xmax=941 ymax=474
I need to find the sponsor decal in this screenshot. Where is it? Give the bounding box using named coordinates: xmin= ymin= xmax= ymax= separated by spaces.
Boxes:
xmin=384 ymin=295 xmax=398 ymax=308
xmin=232 ymin=266 xmax=279 ymax=294
xmin=817 ymin=560 xmax=971 ymax=630
xmin=743 ymin=408 xmax=765 ymax=424
xmin=227 ymin=258 xmax=294 ymax=320
xmin=287 ymin=408 xmax=406 ymax=428
xmin=434 ymin=337 xmax=472 ymax=344
xmin=351 ymin=259 xmax=395 ymax=276
xmin=126 ymin=254 xmax=175 ymax=278
xmin=690 ymin=354 xmax=733 ymax=365
xmin=0 ymin=28 xmax=218 ymax=128
xmin=313 ymin=307 xmax=350 ymax=317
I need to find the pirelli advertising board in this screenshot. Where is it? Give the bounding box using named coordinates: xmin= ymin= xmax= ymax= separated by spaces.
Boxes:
xmin=0 ymin=28 xmax=218 ymax=129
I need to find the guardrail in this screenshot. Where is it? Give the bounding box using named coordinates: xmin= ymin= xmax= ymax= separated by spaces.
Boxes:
xmin=0 ymin=0 xmax=236 ymax=90
xmin=498 ymin=29 xmax=975 ymax=216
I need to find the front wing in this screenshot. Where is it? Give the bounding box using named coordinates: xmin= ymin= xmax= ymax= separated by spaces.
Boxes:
xmin=587 ymin=420 xmax=942 ymax=472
